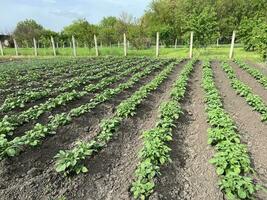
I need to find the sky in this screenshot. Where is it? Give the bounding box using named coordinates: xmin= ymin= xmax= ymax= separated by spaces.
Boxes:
xmin=0 ymin=0 xmax=151 ymax=33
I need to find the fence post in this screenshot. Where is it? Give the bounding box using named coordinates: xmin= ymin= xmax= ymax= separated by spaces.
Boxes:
xmin=13 ymin=39 xmax=18 ymax=56
xmin=229 ymin=31 xmax=236 ymax=59
xmin=156 ymin=32 xmax=159 ymax=57
xmin=0 ymin=41 xmax=3 ymax=56
xmin=33 ymin=38 xmax=38 ymax=56
xmin=175 ymin=38 xmax=177 ymax=49
xmin=123 ymin=33 xmax=127 ymax=56
xmin=94 ymin=35 xmax=99 ymax=57
xmin=72 ymin=35 xmax=77 ymax=57
xmin=217 ymin=38 xmax=219 ymax=47
xmin=51 ymin=36 xmax=56 ymax=56
xmin=189 ymin=31 xmax=193 ymax=58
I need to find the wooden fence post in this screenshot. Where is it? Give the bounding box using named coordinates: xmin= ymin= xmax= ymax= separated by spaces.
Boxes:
xmin=189 ymin=31 xmax=193 ymax=58
xmin=217 ymin=38 xmax=219 ymax=47
xmin=175 ymin=38 xmax=177 ymax=49
xmin=72 ymin=35 xmax=77 ymax=57
xmin=229 ymin=31 xmax=236 ymax=59
xmin=51 ymin=36 xmax=56 ymax=56
xmin=156 ymin=32 xmax=159 ymax=57
xmin=0 ymin=41 xmax=3 ymax=56
xmin=13 ymin=39 xmax=18 ymax=56
xmin=124 ymin=33 xmax=127 ymax=56
xmin=33 ymin=38 xmax=38 ymax=56
xmin=94 ymin=35 xmax=99 ymax=57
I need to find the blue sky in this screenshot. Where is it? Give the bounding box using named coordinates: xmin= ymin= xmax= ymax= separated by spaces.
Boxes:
xmin=0 ymin=0 xmax=151 ymax=33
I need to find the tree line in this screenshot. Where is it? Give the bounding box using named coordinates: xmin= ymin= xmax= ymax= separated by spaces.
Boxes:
xmin=4 ymin=0 xmax=267 ymax=59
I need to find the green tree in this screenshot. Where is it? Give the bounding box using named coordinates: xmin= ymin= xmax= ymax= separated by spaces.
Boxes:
xmin=62 ymin=19 xmax=96 ymax=47
xmin=13 ymin=19 xmax=44 ymax=47
xmin=186 ymin=7 xmax=219 ymax=47
xmin=98 ymin=16 xmax=118 ymax=46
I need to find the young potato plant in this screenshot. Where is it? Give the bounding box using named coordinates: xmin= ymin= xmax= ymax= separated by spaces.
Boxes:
xmin=0 ymin=58 xmax=142 ymax=113
xmin=131 ymin=59 xmax=196 ymax=199
xmin=54 ymin=60 xmax=180 ymax=176
xmin=0 ymin=59 xmax=170 ymax=159
xmin=202 ymin=61 xmax=259 ymax=200
xmin=235 ymin=59 xmax=267 ymax=89
xmin=0 ymin=59 xmax=151 ymax=140
xmin=222 ymin=62 xmax=267 ymax=121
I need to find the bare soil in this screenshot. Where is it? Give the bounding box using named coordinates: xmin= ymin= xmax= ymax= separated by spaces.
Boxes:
xmin=230 ymin=61 xmax=267 ymax=102
xmin=246 ymin=60 xmax=267 ymax=75
xmin=212 ymin=61 xmax=267 ymax=199
xmin=150 ymin=62 xmax=223 ymax=200
xmin=1 ymin=58 xmax=267 ymax=200
xmin=0 ymin=60 xmax=186 ymax=200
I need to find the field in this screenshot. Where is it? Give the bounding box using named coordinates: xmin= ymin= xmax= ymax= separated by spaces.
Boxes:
xmin=1 ymin=45 xmax=264 ymax=62
xmin=0 ymin=56 xmax=267 ymax=200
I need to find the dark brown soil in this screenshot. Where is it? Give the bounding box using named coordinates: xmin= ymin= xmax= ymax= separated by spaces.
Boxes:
xmin=61 ymin=59 xmax=187 ymax=200
xmin=150 ymin=62 xmax=223 ymax=200
xmin=0 ymin=58 xmax=132 ymax=115
xmin=230 ymin=61 xmax=267 ymax=102
xmin=0 ymin=60 xmax=186 ymax=200
xmin=7 ymin=60 xmax=168 ymax=140
xmin=212 ymin=61 xmax=267 ymax=199
xmin=1 ymin=58 xmax=267 ymax=200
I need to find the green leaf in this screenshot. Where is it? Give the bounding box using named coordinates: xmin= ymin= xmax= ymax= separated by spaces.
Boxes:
xmin=6 ymin=148 xmax=16 ymax=156
xmin=238 ymin=188 xmax=247 ymax=199
xmin=216 ymin=167 xmax=224 ymax=175
xmin=55 ymin=164 xmax=67 ymax=172
xmin=81 ymin=166 xmax=88 ymax=173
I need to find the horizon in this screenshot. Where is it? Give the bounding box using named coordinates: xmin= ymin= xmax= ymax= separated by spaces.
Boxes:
xmin=0 ymin=0 xmax=151 ymax=34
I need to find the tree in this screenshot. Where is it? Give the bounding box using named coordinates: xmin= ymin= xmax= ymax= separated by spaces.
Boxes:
xmin=98 ymin=16 xmax=118 ymax=46
xmin=186 ymin=7 xmax=219 ymax=47
xmin=39 ymin=29 xmax=58 ymax=48
xmin=13 ymin=19 xmax=44 ymax=47
xmin=62 ymin=19 xmax=96 ymax=47
xmin=239 ymin=18 xmax=267 ymax=60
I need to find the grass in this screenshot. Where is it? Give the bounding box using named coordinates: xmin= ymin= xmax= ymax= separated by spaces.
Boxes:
xmin=0 ymin=45 xmax=264 ymax=63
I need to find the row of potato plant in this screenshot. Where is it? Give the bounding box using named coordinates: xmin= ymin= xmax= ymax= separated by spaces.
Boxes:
xmin=0 ymin=57 xmax=124 ymax=99
xmin=235 ymin=59 xmax=267 ymax=89
xmin=222 ymin=62 xmax=267 ymax=121
xmin=202 ymin=61 xmax=258 ymax=200
xmin=0 ymin=59 xmax=172 ymax=159
xmin=53 ymin=59 xmax=181 ymax=176
xmin=0 ymin=59 xmax=153 ymax=138
xmin=0 ymin=58 xmax=94 ymax=89
xmin=0 ymin=57 xmax=132 ymax=111
xmin=130 ymin=59 xmax=196 ymax=200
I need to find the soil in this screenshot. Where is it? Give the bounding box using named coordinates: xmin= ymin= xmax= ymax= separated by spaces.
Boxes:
xmin=0 ymin=60 xmax=187 ymax=200
xmin=150 ymin=62 xmax=223 ymax=200
xmin=246 ymin=60 xmax=267 ymax=75
xmin=230 ymin=61 xmax=267 ymax=102
xmin=6 ymin=59 xmax=169 ymax=140
xmin=212 ymin=61 xmax=267 ymax=199
xmin=1 ymin=58 xmax=267 ymax=200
